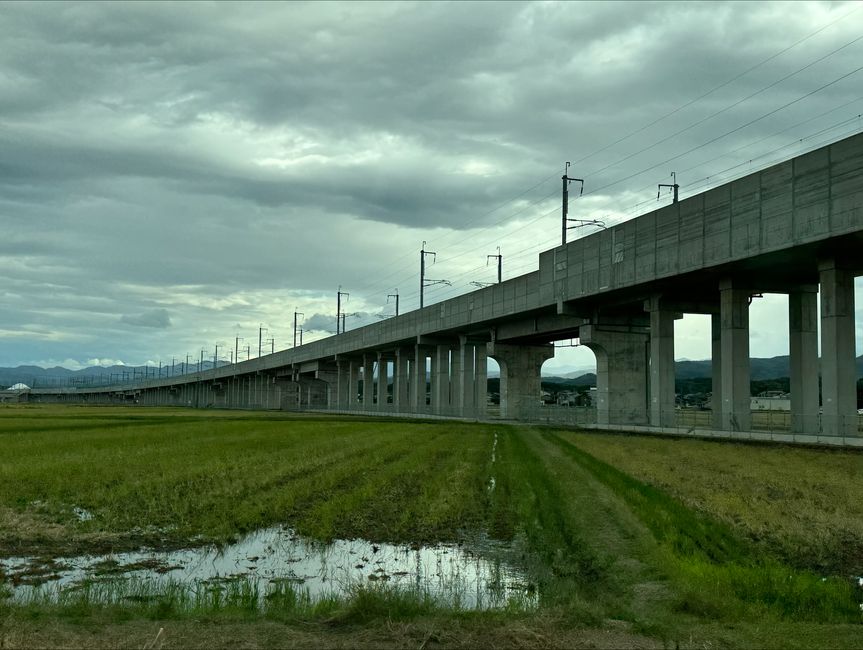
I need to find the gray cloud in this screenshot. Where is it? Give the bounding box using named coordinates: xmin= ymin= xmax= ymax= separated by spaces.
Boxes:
xmin=1 ymin=1 xmax=862 ymax=368
xmin=302 ymin=311 xmax=381 ymax=335
xmin=302 ymin=313 xmax=337 ymax=334
xmin=120 ymin=309 xmax=172 ymax=329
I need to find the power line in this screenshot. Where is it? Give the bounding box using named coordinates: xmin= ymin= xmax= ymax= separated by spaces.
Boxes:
xmin=583 ymin=63 xmax=863 ymax=200
xmin=340 ymin=12 xmax=863 ymax=305
xmin=583 ymin=34 xmax=863 ymax=183
xmin=600 ymin=97 xmax=863 ymax=214
xmin=369 ymin=30 xmax=863 ymax=301
xmin=406 ymin=115 xmax=863 ymax=306
xmin=565 ymin=3 xmax=861 ymax=169
xmin=282 ymin=20 xmax=863 ymax=320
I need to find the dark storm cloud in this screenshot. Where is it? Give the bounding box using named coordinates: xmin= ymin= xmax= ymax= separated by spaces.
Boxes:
xmin=303 ymin=311 xmax=379 ymax=334
xmin=120 ymin=309 xmax=173 ymax=329
xmin=2 ymin=1 xmax=860 ymax=232
xmin=1 ymin=1 xmax=861 ymax=367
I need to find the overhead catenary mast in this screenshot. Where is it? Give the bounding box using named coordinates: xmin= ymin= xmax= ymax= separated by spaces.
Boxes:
xmin=470 ymin=247 xmax=503 ymax=289
xmin=336 ymin=287 xmax=349 ymax=334
xmin=293 ymin=310 xmax=304 ymax=347
xmin=489 ymin=247 xmax=502 ymax=284
xmin=561 ymin=162 xmax=584 ymax=246
xmin=657 ymin=171 xmax=680 ymax=203
xmin=562 ymin=162 xmax=606 ymax=236
xmin=420 ymin=241 xmax=450 ymax=308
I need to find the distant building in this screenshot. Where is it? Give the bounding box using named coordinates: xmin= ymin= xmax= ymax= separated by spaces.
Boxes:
xmin=0 ymin=383 xmax=30 ymax=403
xmin=751 ymin=391 xmax=791 ymax=411
xmin=556 ymin=389 xmax=594 ymax=407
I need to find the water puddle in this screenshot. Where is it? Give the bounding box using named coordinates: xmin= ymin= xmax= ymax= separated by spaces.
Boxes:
xmin=72 ymin=507 xmax=94 ymax=522
xmin=488 ymin=432 xmax=498 ymax=493
xmin=0 ymin=525 xmax=534 ymax=609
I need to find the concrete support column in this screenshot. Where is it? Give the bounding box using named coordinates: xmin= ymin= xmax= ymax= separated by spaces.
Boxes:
xmin=488 ymin=342 xmax=553 ymax=420
xmin=456 ymin=339 xmax=476 ymax=416
xmin=317 ymin=370 xmax=338 ymax=409
xmin=580 ymin=326 xmax=648 ymax=425
xmin=647 ymin=297 xmax=676 ymax=427
xmin=412 ymin=346 xmax=429 ymax=411
xmin=276 ymin=379 xmax=299 ymax=410
xmin=376 ymin=354 xmax=389 ymax=410
xmin=431 ymin=345 xmax=451 ymax=415
xmin=336 ymin=360 xmax=350 ymax=410
xmin=450 ymin=346 xmax=462 ymax=415
xmin=394 ymin=348 xmax=411 ymax=412
xmin=711 ymin=313 xmax=722 ymax=429
xmin=789 ymin=288 xmax=820 ymax=433
xmin=362 ymin=354 xmax=375 ymax=409
xmin=349 ymin=359 xmax=361 ymax=409
xmin=819 ymin=260 xmax=857 ymax=437
xmin=299 ymin=378 xmax=328 ymax=408
xmin=719 ymin=280 xmax=751 ymax=432
xmin=475 ymin=344 xmax=488 ymax=417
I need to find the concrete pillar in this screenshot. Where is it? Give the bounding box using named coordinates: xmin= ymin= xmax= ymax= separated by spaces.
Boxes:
xmin=819 ymin=260 xmax=857 ymax=437
xmin=277 ymin=379 xmax=299 ymax=409
xmin=412 ymin=345 xmax=429 ymax=411
xmin=266 ymin=376 xmax=274 ymax=409
xmin=349 ymin=359 xmax=361 ymax=409
xmin=362 ymin=354 xmax=375 ymax=409
xmin=789 ymin=288 xmax=820 ymax=433
xmin=719 ymin=280 xmax=751 ymax=432
xmin=647 ymin=297 xmax=676 ymax=427
xmin=394 ymin=348 xmax=412 ymax=412
xmin=336 ymin=359 xmax=350 ymax=410
xmin=711 ymin=313 xmax=722 ymax=429
xmin=450 ymin=346 xmax=461 ymax=416
xmin=456 ymin=339 xmax=476 ymax=416
xmin=431 ymin=345 xmax=451 ymax=415
xmin=299 ymin=378 xmax=328 ymax=408
xmin=316 ymin=369 xmax=338 ymax=409
xmin=488 ymin=342 xmax=553 ymax=420
xmin=376 ymin=354 xmax=389 ymax=410
xmin=475 ymin=344 xmax=488 ymax=417
xmin=580 ymin=326 xmax=648 ymax=425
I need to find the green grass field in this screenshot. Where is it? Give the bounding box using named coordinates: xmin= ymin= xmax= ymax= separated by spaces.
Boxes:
xmin=0 ymin=405 xmax=861 ymax=648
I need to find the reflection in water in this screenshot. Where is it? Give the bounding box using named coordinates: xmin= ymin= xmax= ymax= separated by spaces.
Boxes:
xmin=1 ymin=526 xmax=534 ymax=609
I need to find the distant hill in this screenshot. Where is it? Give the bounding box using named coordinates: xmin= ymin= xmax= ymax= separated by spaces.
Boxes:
xmin=544 ymin=355 xmax=863 ymax=387
xmin=0 ymin=361 xmax=225 ymax=388
xmin=543 ymin=373 xmax=596 ymax=386
xmin=2 ymin=354 xmax=861 ymax=389
xmin=675 ymin=355 xmax=863 ymax=380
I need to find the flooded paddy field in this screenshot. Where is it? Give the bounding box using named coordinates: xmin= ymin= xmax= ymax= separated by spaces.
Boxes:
xmin=0 ymin=405 xmax=862 ymax=649
xmin=2 ymin=525 xmax=533 ymax=610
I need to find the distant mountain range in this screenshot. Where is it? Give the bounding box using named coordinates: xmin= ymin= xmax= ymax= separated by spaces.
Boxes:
xmin=2 ymin=354 xmax=862 ymax=389
xmin=673 ymin=355 xmax=863 ymax=380
xmin=0 ymin=362 xmax=224 ymax=388
xmin=543 ymin=373 xmax=597 ymax=386
xmin=543 ymin=354 xmax=863 ymax=383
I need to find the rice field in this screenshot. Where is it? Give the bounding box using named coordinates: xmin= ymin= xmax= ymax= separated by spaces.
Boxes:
xmin=0 ymin=405 xmax=861 ymax=649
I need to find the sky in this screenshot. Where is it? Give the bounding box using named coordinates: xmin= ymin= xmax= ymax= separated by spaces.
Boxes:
xmin=1 ymin=0 xmax=862 ymax=375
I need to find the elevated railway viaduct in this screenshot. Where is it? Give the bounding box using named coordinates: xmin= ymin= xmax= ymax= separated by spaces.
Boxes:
xmin=32 ymin=133 xmax=863 ymax=444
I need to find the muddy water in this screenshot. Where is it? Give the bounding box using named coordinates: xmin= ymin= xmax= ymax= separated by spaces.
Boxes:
xmin=0 ymin=525 xmax=534 ymax=608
